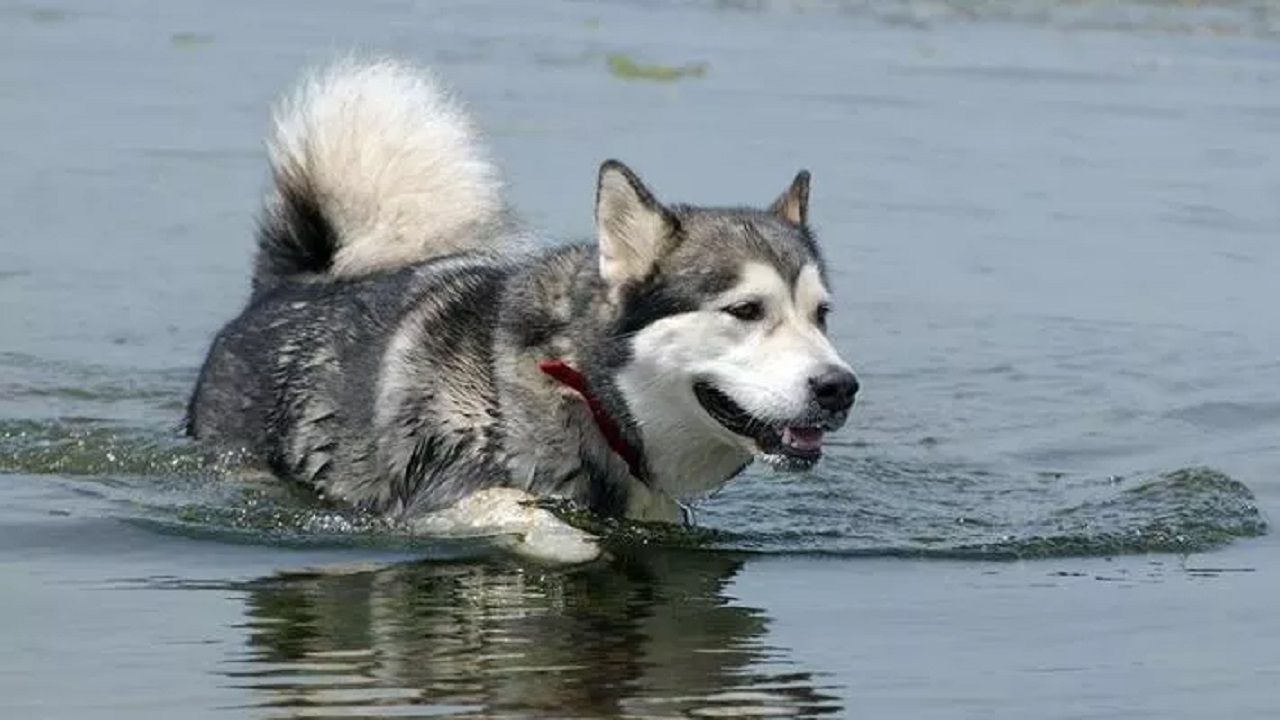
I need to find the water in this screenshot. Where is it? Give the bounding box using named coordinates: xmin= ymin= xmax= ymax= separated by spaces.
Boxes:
xmin=3 ymin=0 xmax=1279 ymax=717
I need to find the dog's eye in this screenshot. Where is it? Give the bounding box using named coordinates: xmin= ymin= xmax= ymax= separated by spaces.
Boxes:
xmin=815 ymin=303 xmax=831 ymax=329
xmin=723 ymin=300 xmax=764 ymax=322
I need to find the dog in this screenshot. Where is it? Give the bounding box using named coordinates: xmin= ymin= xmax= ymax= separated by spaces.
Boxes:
xmin=186 ymin=58 xmax=859 ymax=528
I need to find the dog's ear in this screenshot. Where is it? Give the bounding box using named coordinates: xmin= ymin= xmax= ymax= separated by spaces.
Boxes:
xmin=595 ymin=160 xmax=678 ymax=297
xmin=769 ymin=170 xmax=811 ymax=227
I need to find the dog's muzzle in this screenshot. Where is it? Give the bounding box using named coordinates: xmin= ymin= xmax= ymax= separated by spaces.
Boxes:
xmin=693 ymin=367 xmax=858 ymax=471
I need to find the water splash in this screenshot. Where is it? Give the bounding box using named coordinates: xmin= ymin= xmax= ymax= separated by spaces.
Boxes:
xmin=695 ymin=456 xmax=1268 ymax=559
xmin=973 ymin=467 xmax=1270 ymax=559
xmin=0 ymin=418 xmax=216 ymax=477
xmin=0 ymin=419 xmax=1266 ymax=560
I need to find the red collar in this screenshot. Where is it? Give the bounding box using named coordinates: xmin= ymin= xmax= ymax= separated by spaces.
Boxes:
xmin=537 ymin=358 xmax=644 ymax=480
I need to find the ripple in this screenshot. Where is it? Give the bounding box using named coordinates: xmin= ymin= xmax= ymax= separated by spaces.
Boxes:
xmin=0 ymin=419 xmax=225 ymax=478
xmin=699 ymin=0 xmax=1280 ymax=38
xmin=692 ymin=457 xmax=1267 ymax=559
xmin=1165 ymin=400 xmax=1280 ymax=431
xmin=0 ymin=420 xmax=1266 ymax=562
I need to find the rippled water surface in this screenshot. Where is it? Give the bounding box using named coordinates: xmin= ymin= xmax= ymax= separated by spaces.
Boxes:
xmin=3 ymin=1 xmax=1279 ymax=718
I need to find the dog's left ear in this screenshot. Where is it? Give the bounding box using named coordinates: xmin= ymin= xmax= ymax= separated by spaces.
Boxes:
xmin=595 ymin=160 xmax=679 ymax=299
xmin=769 ymin=170 xmax=811 ymax=227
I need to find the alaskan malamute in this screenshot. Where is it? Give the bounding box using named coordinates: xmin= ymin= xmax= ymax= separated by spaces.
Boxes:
xmin=187 ymin=58 xmax=859 ymax=529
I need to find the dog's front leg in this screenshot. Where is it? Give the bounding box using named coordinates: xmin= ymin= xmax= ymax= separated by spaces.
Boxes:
xmin=624 ymin=478 xmax=690 ymax=525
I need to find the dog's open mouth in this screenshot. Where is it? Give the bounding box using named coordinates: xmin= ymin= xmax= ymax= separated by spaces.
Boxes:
xmin=693 ymin=381 xmax=824 ymax=471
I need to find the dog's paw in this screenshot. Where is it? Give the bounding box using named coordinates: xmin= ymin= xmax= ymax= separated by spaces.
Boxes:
xmin=409 ymin=487 xmax=602 ymax=565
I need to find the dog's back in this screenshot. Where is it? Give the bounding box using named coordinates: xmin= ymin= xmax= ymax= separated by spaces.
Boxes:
xmin=188 ymin=59 xmax=523 ymax=513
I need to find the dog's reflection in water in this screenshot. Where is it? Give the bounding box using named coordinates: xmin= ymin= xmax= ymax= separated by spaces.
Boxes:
xmin=232 ymin=549 xmax=843 ymax=718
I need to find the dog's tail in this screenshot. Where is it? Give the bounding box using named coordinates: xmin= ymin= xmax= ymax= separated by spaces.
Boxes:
xmin=252 ymin=58 xmax=506 ymax=293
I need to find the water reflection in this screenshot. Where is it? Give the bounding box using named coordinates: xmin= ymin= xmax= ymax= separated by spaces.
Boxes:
xmin=227 ymin=549 xmax=843 ymax=718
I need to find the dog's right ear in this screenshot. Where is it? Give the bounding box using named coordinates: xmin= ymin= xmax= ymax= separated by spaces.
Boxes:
xmin=595 ymin=160 xmax=678 ymax=300
xmin=769 ymin=170 xmax=811 ymax=227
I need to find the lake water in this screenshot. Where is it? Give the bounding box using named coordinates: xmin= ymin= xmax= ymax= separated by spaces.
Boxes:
xmin=2 ymin=1 xmax=1279 ymax=717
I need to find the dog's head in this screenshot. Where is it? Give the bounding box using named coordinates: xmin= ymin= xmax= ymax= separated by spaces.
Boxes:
xmin=595 ymin=160 xmax=858 ymax=498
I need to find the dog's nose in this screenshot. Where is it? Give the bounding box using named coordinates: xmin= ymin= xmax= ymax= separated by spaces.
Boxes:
xmin=809 ymin=367 xmax=859 ymax=412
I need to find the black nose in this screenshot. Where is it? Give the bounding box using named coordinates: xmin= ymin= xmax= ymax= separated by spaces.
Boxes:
xmin=809 ymin=367 xmax=859 ymax=412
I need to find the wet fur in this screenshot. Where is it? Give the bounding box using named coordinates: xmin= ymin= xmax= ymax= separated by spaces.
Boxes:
xmin=187 ymin=58 xmax=853 ymax=523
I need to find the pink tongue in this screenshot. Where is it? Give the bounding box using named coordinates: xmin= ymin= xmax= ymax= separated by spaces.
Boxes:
xmin=782 ymin=427 xmax=825 ymax=452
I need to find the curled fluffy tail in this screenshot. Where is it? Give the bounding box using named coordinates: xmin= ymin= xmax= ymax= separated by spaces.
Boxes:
xmin=253 ymin=58 xmax=505 ymax=292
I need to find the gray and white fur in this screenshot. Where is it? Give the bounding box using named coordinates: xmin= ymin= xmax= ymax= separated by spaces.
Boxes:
xmin=187 ymin=58 xmax=859 ymax=525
